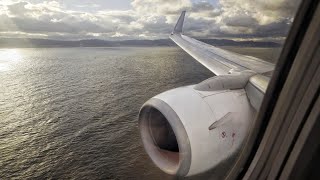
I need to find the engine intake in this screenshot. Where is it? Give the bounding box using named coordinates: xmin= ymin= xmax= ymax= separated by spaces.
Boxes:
xmin=139 ymin=98 xmax=191 ymax=176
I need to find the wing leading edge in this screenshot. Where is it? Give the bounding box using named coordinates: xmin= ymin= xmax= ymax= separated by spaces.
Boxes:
xmin=170 ymin=11 xmax=275 ymax=76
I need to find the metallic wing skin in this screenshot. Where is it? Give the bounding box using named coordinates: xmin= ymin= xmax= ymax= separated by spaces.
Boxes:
xmin=170 ymin=34 xmax=275 ymax=75
xmin=170 ymin=11 xmax=275 ymax=76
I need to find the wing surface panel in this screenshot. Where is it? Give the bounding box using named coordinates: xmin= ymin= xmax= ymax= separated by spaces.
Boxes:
xmin=170 ymin=34 xmax=274 ymax=75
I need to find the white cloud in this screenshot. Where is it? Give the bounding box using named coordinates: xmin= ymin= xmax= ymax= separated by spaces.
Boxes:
xmin=111 ymin=32 xmax=128 ymax=38
xmin=0 ymin=0 xmax=301 ymax=41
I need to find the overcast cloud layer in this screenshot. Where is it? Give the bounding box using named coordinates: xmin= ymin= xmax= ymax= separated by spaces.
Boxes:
xmin=0 ymin=0 xmax=301 ymax=42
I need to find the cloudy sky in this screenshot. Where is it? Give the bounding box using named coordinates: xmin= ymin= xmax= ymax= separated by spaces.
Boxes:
xmin=0 ymin=0 xmax=301 ymax=42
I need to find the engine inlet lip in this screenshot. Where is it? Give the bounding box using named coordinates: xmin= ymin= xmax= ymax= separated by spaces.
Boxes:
xmin=139 ymin=98 xmax=191 ymax=176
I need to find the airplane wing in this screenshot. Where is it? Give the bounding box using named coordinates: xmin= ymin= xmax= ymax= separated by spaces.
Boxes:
xmin=170 ymin=11 xmax=275 ymax=76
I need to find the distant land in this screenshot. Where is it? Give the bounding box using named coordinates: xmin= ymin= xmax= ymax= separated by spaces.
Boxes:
xmin=0 ymin=38 xmax=281 ymax=48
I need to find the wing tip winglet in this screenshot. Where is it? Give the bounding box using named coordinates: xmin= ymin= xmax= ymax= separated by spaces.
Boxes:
xmin=172 ymin=11 xmax=186 ymax=34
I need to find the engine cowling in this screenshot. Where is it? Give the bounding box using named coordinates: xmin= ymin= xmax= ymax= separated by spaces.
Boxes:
xmin=139 ymin=75 xmax=256 ymax=176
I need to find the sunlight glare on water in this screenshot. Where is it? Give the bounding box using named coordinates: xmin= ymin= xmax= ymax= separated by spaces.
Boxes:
xmin=0 ymin=49 xmax=24 ymax=71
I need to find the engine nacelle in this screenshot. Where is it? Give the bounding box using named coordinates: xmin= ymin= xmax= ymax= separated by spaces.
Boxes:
xmin=139 ymin=75 xmax=256 ymax=176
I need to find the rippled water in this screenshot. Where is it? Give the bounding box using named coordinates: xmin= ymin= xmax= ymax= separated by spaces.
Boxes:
xmin=0 ymin=47 xmax=279 ymax=179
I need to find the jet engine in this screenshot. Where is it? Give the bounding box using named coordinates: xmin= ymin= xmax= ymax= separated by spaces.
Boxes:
xmin=139 ymin=73 xmax=256 ymax=176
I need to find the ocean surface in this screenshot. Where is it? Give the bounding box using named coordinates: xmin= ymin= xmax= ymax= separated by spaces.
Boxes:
xmin=0 ymin=47 xmax=280 ymax=179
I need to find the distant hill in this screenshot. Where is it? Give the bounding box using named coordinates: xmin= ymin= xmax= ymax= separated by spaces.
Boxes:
xmin=0 ymin=38 xmax=281 ymax=48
